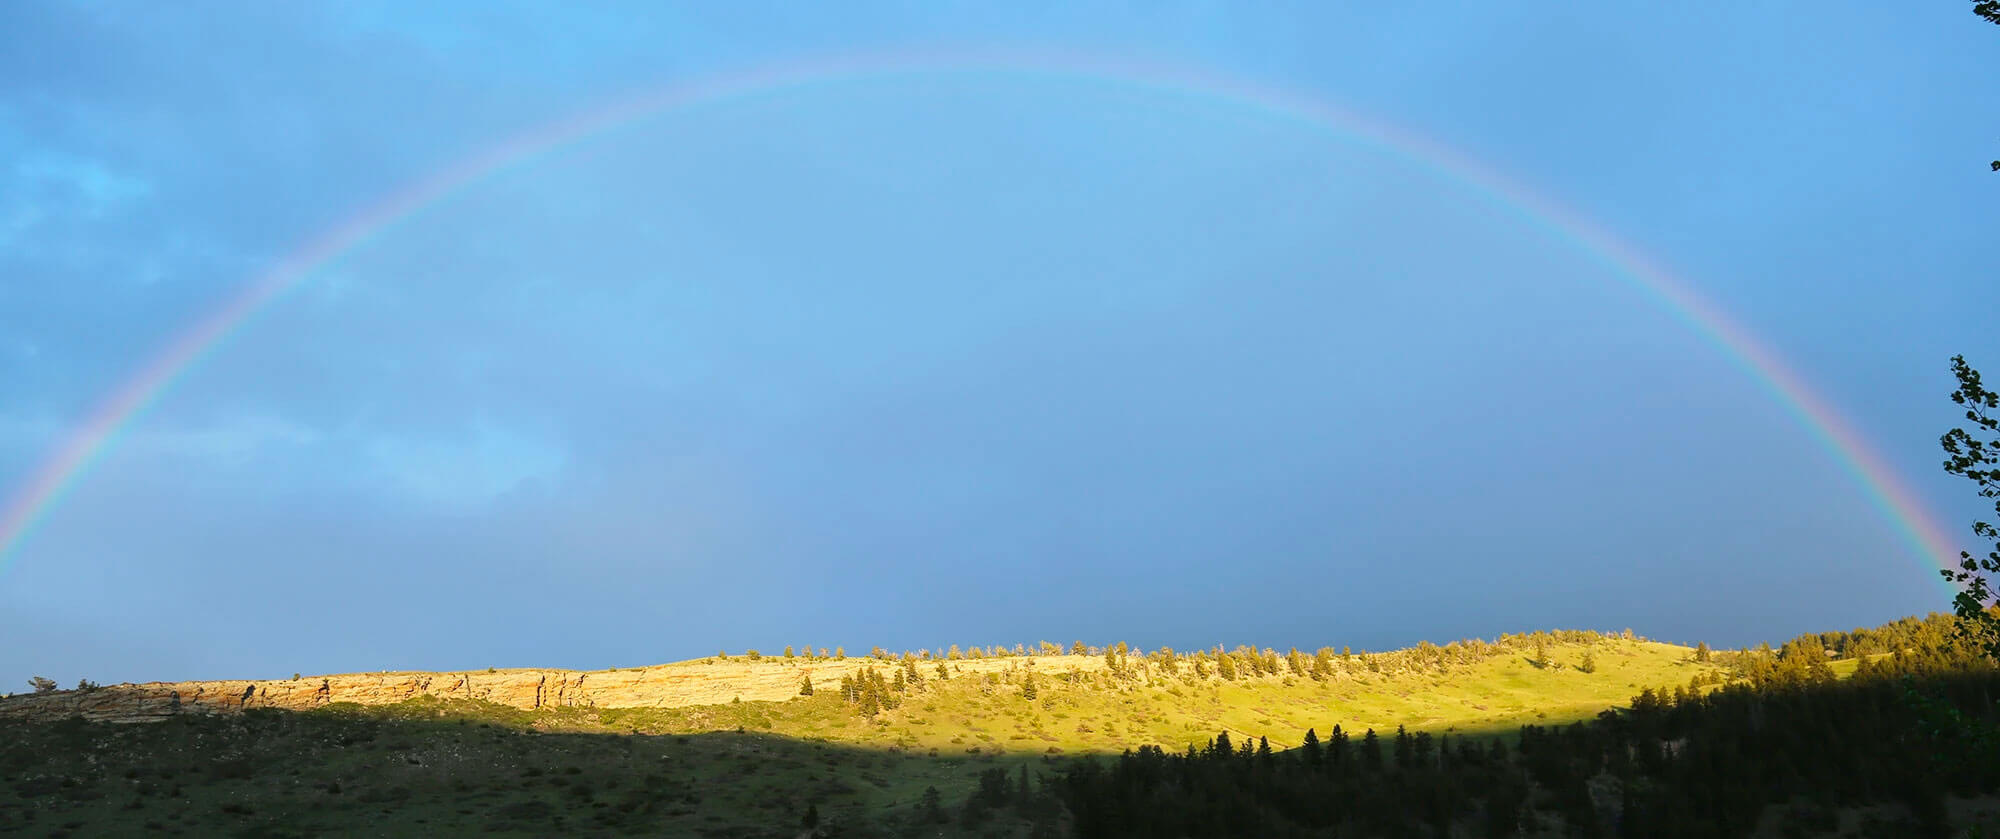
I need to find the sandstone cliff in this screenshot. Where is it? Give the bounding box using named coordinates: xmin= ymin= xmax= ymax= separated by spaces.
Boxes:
xmin=0 ymin=654 xmax=1109 ymax=724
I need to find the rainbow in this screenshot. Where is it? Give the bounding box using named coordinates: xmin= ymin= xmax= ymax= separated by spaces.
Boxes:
xmin=0 ymin=49 xmax=1964 ymax=583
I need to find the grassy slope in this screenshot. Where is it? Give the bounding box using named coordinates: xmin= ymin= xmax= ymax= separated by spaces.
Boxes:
xmin=599 ymin=638 xmax=1716 ymax=752
xmin=1 ymin=638 xmax=1720 ymax=837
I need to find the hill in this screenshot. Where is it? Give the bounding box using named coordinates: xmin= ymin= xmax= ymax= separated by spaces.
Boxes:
xmin=0 ymin=630 xmax=1728 ymax=837
xmin=2 ymin=632 xmax=1713 ymax=749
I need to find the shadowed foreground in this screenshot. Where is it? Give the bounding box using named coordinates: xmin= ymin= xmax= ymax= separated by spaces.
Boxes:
xmin=0 ymin=699 xmax=1065 ymax=838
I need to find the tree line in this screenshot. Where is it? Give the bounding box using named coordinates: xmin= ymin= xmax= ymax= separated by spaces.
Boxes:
xmin=1053 ymin=618 xmax=2000 ymax=838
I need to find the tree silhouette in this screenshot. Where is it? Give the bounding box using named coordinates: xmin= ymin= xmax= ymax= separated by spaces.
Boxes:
xmin=1943 ymin=355 xmax=2000 ymax=660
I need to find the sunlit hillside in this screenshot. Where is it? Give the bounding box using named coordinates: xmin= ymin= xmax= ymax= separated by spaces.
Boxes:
xmin=0 ymin=631 xmax=1728 ymax=837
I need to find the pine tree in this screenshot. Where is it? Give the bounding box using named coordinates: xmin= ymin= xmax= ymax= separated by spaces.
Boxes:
xmin=1301 ymin=727 xmax=1323 ymax=768
xmin=1022 ymin=672 xmax=1038 ymax=701
xmin=919 ymin=786 xmax=946 ymax=824
xmin=799 ymin=674 xmax=814 ymax=696
xmin=1696 ymin=641 xmax=1712 ymax=663
xmin=1217 ymin=652 xmax=1238 ymax=681
xmin=1580 ymin=649 xmax=1597 ymax=674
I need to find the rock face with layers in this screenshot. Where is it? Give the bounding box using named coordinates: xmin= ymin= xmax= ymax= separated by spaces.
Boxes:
xmin=0 ymin=655 xmax=1109 ymax=724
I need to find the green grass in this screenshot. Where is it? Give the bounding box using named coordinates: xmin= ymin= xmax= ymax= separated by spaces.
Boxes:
xmin=0 ymin=636 xmax=1723 ymax=836
xmin=666 ymin=638 xmax=1718 ymax=755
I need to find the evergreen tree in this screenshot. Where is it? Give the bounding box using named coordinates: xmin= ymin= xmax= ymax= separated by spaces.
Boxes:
xmin=799 ymin=674 xmax=813 ymax=696
xmin=1579 ymin=649 xmax=1597 ymax=674
xmin=1071 ymin=640 xmax=1086 ymax=655
xmin=919 ymin=785 xmax=946 ymax=824
xmin=1217 ymin=652 xmax=1238 ymax=680
xmin=1022 ymin=672 xmax=1039 ymax=701
xmin=1696 ymin=641 xmax=1712 ymax=662
xmin=1301 ymin=727 xmax=1323 ymax=768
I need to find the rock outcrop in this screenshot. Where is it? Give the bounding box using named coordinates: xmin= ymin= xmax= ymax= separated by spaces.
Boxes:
xmin=0 ymin=655 xmax=1108 ymax=724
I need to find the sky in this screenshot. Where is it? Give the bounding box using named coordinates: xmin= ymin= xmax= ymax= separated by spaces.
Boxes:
xmin=1 ymin=2 xmax=1995 ymax=686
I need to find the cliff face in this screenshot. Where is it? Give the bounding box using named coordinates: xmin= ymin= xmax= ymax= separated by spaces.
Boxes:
xmin=0 ymin=670 xmax=605 ymax=724
xmin=0 ymin=655 xmax=1108 ymax=724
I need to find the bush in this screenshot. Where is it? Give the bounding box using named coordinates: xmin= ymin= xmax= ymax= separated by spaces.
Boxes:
xmin=29 ymin=676 xmax=57 ymax=693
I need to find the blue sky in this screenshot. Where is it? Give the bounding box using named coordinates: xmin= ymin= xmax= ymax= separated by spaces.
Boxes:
xmin=2 ymin=2 xmax=1995 ymax=685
